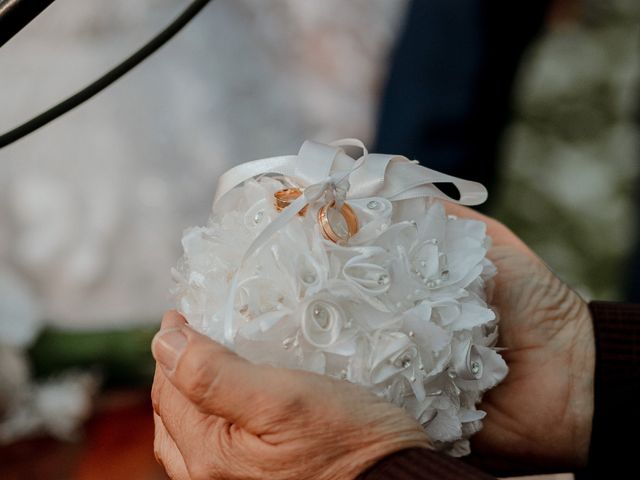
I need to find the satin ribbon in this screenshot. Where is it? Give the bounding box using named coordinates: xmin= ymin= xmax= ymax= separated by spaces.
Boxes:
xmin=213 ymin=138 xmax=487 ymax=207
xmin=220 ymin=139 xmax=488 ymax=344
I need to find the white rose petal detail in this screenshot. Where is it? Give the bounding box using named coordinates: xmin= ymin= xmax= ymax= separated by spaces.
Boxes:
xmin=370 ymin=332 xmax=419 ymax=384
xmin=300 ymin=298 xmax=345 ymax=349
xmin=343 ymin=254 xmax=391 ymax=296
xmin=172 ymin=140 xmax=508 ymax=454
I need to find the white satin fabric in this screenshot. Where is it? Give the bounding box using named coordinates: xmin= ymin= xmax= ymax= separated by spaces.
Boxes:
xmin=213 ymin=138 xmax=487 ymax=206
xmin=216 ymin=139 xmax=487 ymax=344
xmin=173 ymin=140 xmax=507 ymax=456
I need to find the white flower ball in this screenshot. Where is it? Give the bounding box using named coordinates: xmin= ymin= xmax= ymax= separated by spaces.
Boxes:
xmin=172 ymin=140 xmax=507 ymax=456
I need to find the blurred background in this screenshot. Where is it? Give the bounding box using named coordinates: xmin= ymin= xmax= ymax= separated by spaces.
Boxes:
xmin=0 ymin=0 xmax=638 ymax=478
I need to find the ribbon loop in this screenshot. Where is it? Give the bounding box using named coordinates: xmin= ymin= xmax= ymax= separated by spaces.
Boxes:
xmin=347 ymin=153 xmax=396 ymax=198
xmin=213 ymin=140 xmax=487 ymax=209
xmin=216 ymin=139 xmax=488 ymax=344
xmin=329 ymin=137 xmax=368 ymax=157
xmin=381 ymin=162 xmax=488 ymax=204
xmin=296 ymin=141 xmax=342 ymax=185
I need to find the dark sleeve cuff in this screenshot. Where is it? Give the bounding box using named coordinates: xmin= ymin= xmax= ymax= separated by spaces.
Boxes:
xmin=584 ymin=301 xmax=640 ymax=478
xmin=589 ymin=301 xmax=640 ymax=384
xmin=357 ymin=448 xmax=496 ymax=480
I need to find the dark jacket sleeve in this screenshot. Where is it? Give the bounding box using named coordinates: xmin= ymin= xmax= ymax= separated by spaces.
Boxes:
xmin=360 ymin=301 xmax=640 ymax=480
xmin=580 ymin=301 xmax=640 ymax=479
xmin=357 ymin=447 xmax=496 ymax=480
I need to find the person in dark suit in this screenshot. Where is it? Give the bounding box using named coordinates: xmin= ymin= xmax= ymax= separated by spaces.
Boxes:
xmin=151 ymin=204 xmax=636 ymax=479
xmin=374 ymin=0 xmax=550 ymax=204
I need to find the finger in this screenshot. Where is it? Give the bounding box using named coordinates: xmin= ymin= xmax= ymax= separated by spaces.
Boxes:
xmin=442 ymin=202 xmax=535 ymax=257
xmin=161 ymin=310 xmax=188 ymax=330
xmin=153 ymin=361 xmax=219 ymax=442
xmin=153 ymin=364 xmax=232 ymax=475
xmin=153 ymin=412 xmax=191 ymax=480
xmin=151 ymin=325 xmax=286 ymax=431
xmin=151 ymin=362 xmax=168 ymax=415
xmin=152 ymin=358 xmax=213 ymax=456
xmin=151 ymin=310 xmax=187 ymax=415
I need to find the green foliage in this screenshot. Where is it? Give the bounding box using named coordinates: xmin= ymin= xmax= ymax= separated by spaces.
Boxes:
xmin=28 ymin=326 xmax=158 ymax=387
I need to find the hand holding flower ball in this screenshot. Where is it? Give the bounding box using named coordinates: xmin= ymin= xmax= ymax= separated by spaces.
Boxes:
xmin=152 ymin=202 xmax=596 ymax=478
xmin=445 ymin=204 xmax=594 ymax=474
xmin=171 ymin=139 xmax=507 ymax=456
xmin=152 ymin=311 xmax=432 ymax=480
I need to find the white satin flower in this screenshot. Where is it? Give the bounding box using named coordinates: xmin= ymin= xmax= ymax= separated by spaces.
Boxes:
xmin=369 ymin=332 xmax=419 ymax=384
xmin=299 ymin=296 xmax=346 ymax=349
xmin=174 ymin=150 xmax=508 ymax=453
xmin=295 ymin=253 xmax=328 ymax=297
xmin=342 ymin=248 xmax=392 ymax=297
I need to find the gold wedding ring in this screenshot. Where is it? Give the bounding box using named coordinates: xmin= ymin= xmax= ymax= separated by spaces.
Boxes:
xmin=274 ymin=188 xmax=307 ymax=216
xmin=317 ymin=202 xmax=359 ymax=244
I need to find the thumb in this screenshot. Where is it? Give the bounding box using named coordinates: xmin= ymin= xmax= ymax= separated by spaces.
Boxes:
xmin=152 ymin=325 xmax=281 ymax=428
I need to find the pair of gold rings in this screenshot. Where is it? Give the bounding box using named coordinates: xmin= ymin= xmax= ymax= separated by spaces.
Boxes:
xmin=273 ymin=187 xmax=358 ymax=244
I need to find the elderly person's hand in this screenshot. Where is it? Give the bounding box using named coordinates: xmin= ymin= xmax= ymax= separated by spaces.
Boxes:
xmin=445 ymin=204 xmax=595 ymax=474
xmin=151 ymin=311 xmax=430 ymax=480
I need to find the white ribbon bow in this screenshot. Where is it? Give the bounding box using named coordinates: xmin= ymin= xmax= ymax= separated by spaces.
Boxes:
xmin=219 ymin=139 xmax=488 ymax=344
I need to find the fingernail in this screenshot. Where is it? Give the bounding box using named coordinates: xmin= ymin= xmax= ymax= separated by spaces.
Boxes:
xmin=152 ymin=328 xmax=187 ymax=371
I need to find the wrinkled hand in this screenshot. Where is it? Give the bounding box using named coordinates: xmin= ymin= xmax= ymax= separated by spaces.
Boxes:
xmin=151 ymin=311 xmax=430 ymax=480
xmin=446 ymin=204 xmax=595 ymax=473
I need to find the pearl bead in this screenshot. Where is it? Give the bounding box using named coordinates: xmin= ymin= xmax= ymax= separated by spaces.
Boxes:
xmin=391 ymin=354 xmax=412 ymax=369
xmin=303 ymin=274 xmax=316 ymax=284
xmin=312 ymin=305 xmax=330 ymax=328
xmin=253 ymin=211 xmax=264 ymax=224
xmin=471 ymin=361 xmax=481 ymax=375
xmin=366 ymin=200 xmax=380 ymax=210
xmin=282 ymin=337 xmax=294 ymax=350
xmin=408 ymin=331 xmax=415 ymax=337
xmin=377 ymin=273 xmax=390 ymax=286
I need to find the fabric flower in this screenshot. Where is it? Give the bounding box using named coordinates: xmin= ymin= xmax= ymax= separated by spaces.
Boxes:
xmin=173 ymin=142 xmax=508 ymax=453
